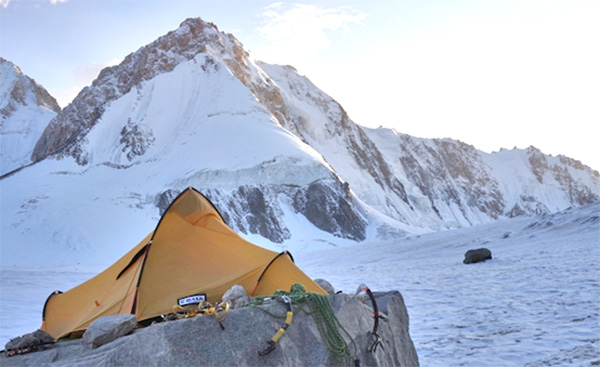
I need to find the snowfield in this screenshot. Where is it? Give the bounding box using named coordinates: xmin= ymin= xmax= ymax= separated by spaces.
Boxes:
xmin=297 ymin=203 xmax=600 ymax=367
xmin=1 ymin=203 xmax=598 ymax=366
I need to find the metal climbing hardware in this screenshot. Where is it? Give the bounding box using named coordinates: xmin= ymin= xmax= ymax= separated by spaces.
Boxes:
xmin=258 ymin=294 xmax=293 ymax=356
xmin=250 ymin=283 xmax=359 ymax=365
xmin=368 ymin=332 xmax=383 ymax=353
xmin=364 ymin=287 xmax=384 ymax=353
xmin=161 ymin=300 xmax=229 ymax=330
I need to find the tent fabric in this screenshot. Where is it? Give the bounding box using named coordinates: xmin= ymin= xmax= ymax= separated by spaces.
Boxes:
xmin=41 ymin=187 xmax=326 ymax=339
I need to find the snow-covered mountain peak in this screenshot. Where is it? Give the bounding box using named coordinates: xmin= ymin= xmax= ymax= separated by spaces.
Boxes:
xmin=1 ymin=58 xmax=60 ymax=176
xmin=0 ymin=58 xmax=60 ymax=116
xmin=30 ymin=17 xmax=259 ymax=164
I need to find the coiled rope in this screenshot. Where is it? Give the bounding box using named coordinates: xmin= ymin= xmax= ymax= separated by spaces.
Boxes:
xmin=248 ymin=283 xmax=358 ymax=365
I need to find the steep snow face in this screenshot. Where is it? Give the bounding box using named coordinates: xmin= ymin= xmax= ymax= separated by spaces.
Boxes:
xmin=365 ymin=127 xmax=600 ymax=224
xmin=482 ymin=146 xmax=600 ymax=215
xmin=258 ymin=63 xmax=413 ymax=226
xmin=74 ymin=53 xmax=327 ymax=173
xmin=0 ymin=58 xmax=60 ymax=176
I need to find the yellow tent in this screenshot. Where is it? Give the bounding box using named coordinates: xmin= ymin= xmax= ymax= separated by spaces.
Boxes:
xmin=41 ymin=187 xmax=325 ymax=339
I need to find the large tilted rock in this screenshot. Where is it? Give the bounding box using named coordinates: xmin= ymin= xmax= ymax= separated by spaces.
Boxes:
xmin=82 ymin=314 xmax=138 ymax=348
xmin=1 ymin=291 xmax=419 ymax=367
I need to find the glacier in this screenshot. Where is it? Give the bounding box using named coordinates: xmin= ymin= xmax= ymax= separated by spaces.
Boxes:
xmin=1 ymin=203 xmax=598 ymax=366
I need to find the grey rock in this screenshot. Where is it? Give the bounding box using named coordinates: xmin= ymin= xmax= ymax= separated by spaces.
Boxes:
xmin=222 ymin=285 xmax=251 ymax=309
xmin=32 ymin=330 xmax=55 ymax=345
xmin=82 ymin=314 xmax=138 ymax=348
xmin=463 ymin=248 xmax=493 ymax=264
xmin=5 ymin=329 xmax=55 ymax=351
xmin=313 ymin=278 xmax=334 ymax=294
xmin=353 ymin=283 xmax=369 ymax=304
xmin=1 ymin=290 xmax=418 ymax=367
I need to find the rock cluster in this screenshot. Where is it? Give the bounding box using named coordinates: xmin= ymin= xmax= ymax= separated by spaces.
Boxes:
xmin=4 ymin=330 xmax=54 ymax=352
xmin=2 ymin=289 xmax=419 ymax=367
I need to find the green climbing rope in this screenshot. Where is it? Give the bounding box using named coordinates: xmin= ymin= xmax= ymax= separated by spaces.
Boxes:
xmin=248 ymin=283 xmax=357 ymax=365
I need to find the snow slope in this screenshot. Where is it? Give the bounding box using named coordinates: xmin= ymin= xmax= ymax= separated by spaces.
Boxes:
xmin=1 ymin=203 xmax=597 ymax=366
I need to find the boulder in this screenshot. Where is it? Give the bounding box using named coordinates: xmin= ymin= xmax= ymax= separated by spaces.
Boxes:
xmin=463 ymin=248 xmax=492 ymax=264
xmin=82 ymin=314 xmax=138 ymax=348
xmin=1 ymin=290 xmax=419 ymax=367
xmin=222 ymin=285 xmax=251 ymax=309
xmin=313 ymin=278 xmax=335 ymax=294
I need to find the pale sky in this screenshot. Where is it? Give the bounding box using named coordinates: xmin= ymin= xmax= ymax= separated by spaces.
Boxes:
xmin=1 ymin=0 xmax=599 ymax=170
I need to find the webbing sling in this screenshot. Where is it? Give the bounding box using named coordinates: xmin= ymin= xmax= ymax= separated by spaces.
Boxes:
xmin=365 ymin=286 xmax=383 ymax=353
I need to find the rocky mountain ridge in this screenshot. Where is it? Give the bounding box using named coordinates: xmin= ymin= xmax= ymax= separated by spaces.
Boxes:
xmin=1 ymin=17 xmax=598 ymax=265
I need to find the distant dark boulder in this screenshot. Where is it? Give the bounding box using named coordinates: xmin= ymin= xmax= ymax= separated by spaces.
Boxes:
xmin=463 ymin=248 xmax=492 ymax=264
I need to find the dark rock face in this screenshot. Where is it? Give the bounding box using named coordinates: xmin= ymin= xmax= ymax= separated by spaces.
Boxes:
xmin=237 ymin=186 xmax=286 ymax=242
xmin=119 ymin=119 xmax=155 ymax=161
xmin=507 ymin=195 xmax=548 ymax=218
xmin=157 ymin=186 xmax=293 ymax=244
xmin=292 ymin=179 xmax=367 ymax=241
xmin=203 ymin=186 xmax=291 ymax=244
xmin=463 ymin=248 xmax=492 ymax=264
xmin=1 ymin=291 xmax=419 ymax=367
xmin=155 ymin=189 xmax=181 ymax=215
